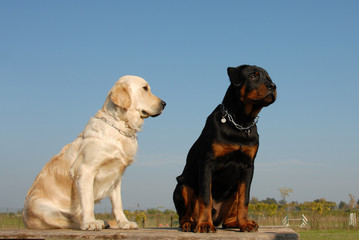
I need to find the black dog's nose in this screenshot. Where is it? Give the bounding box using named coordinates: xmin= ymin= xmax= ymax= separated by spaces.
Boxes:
xmin=267 ymin=83 xmax=276 ymax=90
xmin=161 ymin=100 xmax=166 ymax=109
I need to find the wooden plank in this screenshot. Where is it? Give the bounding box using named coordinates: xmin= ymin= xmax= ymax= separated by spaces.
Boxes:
xmin=0 ymin=226 xmax=299 ymax=240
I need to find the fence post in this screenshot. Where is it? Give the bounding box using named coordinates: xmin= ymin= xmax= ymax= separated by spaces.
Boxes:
xmin=300 ymin=214 xmax=308 ymax=227
xmin=282 ymin=214 xmax=289 ymax=226
xmin=349 ymin=213 xmax=357 ymax=227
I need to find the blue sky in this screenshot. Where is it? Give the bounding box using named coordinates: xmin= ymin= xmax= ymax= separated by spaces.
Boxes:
xmin=1 ymin=1 xmax=358 ymax=211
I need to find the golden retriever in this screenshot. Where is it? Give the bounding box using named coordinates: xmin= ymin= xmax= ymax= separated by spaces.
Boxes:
xmin=23 ymin=75 xmax=166 ymax=230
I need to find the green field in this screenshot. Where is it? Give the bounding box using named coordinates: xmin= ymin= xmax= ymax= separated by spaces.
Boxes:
xmin=298 ymin=230 xmax=359 ymax=240
xmin=0 ymin=215 xmax=24 ymax=229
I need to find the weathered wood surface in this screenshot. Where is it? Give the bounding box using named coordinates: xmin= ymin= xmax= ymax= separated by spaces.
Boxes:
xmin=0 ymin=226 xmax=299 ymax=240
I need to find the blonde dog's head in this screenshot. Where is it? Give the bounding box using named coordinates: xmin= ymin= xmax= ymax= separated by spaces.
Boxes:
xmin=103 ymin=75 xmax=166 ymax=131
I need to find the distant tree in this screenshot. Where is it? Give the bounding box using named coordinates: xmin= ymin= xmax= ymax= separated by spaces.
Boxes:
xmin=279 ymin=187 xmax=293 ymax=204
xmin=356 ymin=199 xmax=359 ymax=209
xmin=348 ymin=193 xmax=356 ymax=209
xmin=250 ymin=197 xmax=259 ymax=205
xmin=338 ymin=201 xmax=348 ymax=209
xmin=314 ymin=198 xmax=327 ymax=203
xmin=146 ymin=208 xmax=163 ymax=214
xmin=313 ymin=198 xmax=337 ymax=210
xmin=289 ymin=201 xmax=301 ymax=211
xmin=146 ymin=208 xmax=157 ymax=214
xmin=261 ymin=198 xmax=277 ymax=205
xmin=163 ymin=209 xmax=176 ymax=215
xmin=327 ymin=201 xmax=338 ymax=210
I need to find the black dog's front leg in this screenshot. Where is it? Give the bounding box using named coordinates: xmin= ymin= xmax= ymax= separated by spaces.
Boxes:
xmin=222 ymin=167 xmax=258 ymax=232
xmin=195 ymin=162 xmax=216 ymax=233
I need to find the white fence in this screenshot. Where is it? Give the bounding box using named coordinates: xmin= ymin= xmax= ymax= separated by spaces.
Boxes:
xmin=282 ymin=214 xmax=308 ymax=227
xmin=349 ymin=213 xmax=357 ymax=227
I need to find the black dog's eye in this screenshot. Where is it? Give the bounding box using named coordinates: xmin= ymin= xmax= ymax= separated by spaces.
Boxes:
xmin=249 ymin=74 xmax=258 ymax=80
xmin=143 ymin=86 xmax=149 ymax=91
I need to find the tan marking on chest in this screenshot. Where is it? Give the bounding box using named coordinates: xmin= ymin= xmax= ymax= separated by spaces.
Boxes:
xmin=212 ymin=143 xmax=240 ymax=158
xmin=240 ymin=145 xmax=258 ymax=159
xmin=212 ymin=143 xmax=258 ymax=159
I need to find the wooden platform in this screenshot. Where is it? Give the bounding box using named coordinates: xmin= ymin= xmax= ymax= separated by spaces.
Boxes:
xmin=0 ymin=226 xmax=299 ymax=239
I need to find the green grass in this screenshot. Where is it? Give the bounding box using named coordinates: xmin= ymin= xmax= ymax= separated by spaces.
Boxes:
xmin=0 ymin=215 xmax=25 ymax=229
xmin=298 ymin=230 xmax=359 ymax=240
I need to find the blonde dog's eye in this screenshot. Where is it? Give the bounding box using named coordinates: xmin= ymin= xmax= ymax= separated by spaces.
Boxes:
xmin=143 ymin=86 xmax=149 ymax=91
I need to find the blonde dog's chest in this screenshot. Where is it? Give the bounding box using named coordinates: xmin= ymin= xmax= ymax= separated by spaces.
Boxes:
xmin=68 ymin=133 xmax=138 ymax=201
xmin=93 ymin=160 xmax=128 ymax=200
xmin=93 ymin=140 xmax=137 ymax=200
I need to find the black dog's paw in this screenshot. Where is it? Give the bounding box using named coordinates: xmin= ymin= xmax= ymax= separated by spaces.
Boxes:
xmin=194 ymin=222 xmax=217 ymax=233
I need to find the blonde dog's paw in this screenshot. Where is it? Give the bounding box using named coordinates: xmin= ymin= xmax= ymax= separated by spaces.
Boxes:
xmin=82 ymin=220 xmax=105 ymax=231
xmin=118 ymin=221 xmax=139 ymax=230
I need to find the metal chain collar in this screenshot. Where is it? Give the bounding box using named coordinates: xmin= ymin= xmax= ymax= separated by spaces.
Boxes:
xmin=95 ymin=116 xmax=138 ymax=141
xmin=220 ymin=104 xmax=259 ymax=135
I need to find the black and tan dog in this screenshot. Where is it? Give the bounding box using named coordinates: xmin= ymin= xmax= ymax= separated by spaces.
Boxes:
xmin=173 ymin=65 xmax=276 ymax=233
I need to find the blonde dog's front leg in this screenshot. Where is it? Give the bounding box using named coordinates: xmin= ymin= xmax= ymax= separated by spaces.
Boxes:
xmin=110 ymin=179 xmax=139 ymax=229
xmin=77 ymin=168 xmax=105 ymax=231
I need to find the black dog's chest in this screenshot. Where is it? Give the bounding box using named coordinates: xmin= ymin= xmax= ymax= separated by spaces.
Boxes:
xmin=210 ymin=144 xmax=257 ymax=201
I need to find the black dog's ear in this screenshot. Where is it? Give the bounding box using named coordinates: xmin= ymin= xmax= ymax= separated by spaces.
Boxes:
xmin=227 ymin=67 xmax=242 ymax=86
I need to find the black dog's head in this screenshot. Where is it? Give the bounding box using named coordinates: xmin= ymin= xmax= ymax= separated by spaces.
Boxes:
xmin=227 ymin=65 xmax=276 ymax=107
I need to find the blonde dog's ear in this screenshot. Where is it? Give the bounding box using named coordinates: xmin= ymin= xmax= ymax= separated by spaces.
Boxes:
xmin=110 ymin=85 xmax=131 ymax=109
